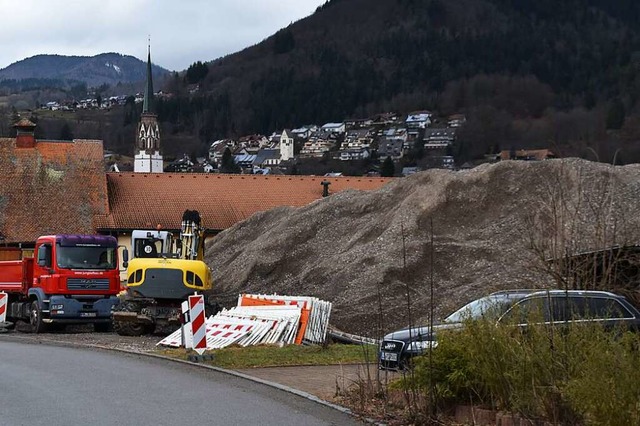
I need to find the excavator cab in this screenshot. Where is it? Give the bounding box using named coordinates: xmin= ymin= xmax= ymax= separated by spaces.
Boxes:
xmin=131 ymin=229 xmax=174 ymax=259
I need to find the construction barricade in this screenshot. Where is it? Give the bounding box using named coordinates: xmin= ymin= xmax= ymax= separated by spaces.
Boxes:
xmin=0 ymin=291 xmax=7 ymax=322
xmin=157 ymin=293 xmax=332 ymax=350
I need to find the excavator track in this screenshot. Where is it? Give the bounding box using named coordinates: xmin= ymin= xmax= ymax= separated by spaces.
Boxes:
xmin=113 ymin=300 xmax=153 ymax=336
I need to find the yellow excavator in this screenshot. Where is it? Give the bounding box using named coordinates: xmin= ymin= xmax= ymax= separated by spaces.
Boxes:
xmin=112 ymin=210 xmax=218 ymax=336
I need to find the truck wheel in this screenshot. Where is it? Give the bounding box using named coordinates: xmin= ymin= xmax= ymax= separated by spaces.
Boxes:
xmin=29 ymin=301 xmax=48 ymax=334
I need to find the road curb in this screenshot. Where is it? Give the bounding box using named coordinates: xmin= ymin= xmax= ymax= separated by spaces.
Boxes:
xmin=0 ymin=334 xmax=383 ymax=425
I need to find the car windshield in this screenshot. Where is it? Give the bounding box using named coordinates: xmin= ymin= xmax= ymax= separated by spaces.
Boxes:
xmin=56 ymin=246 xmax=117 ymax=270
xmin=443 ymin=294 xmax=524 ymax=323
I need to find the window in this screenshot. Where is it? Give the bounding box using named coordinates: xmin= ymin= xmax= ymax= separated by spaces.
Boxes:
xmin=586 ymin=297 xmax=632 ymax=319
xmin=186 ymin=271 xmax=204 ymax=287
xmin=551 ymin=295 xmax=633 ymax=321
xmin=57 ymin=246 xmax=116 ymax=270
xmin=501 ymin=297 xmax=550 ymax=324
xmin=134 ymin=238 xmax=162 ymax=258
xmin=128 ymin=269 xmax=143 ymax=284
xmin=552 ymin=296 xmax=587 ymax=322
xmin=37 ymin=244 xmax=52 ymax=267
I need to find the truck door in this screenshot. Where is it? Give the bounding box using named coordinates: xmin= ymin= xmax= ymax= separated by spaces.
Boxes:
xmin=34 ymin=243 xmax=54 ymax=292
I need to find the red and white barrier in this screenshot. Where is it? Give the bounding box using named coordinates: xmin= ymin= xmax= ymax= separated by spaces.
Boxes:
xmin=0 ymin=292 xmax=7 ymax=322
xmin=238 ymin=294 xmax=332 ymax=345
xmin=189 ymin=294 xmax=207 ymax=355
xmin=157 ymin=293 xmax=332 ymax=350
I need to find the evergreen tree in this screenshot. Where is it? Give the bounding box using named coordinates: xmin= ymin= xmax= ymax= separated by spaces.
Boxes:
xmin=219 ymin=147 xmax=241 ymax=174
xmin=185 ymin=61 xmax=209 ymax=84
xmin=606 ymin=98 xmax=625 ymax=130
xmin=381 ymin=156 xmax=395 ymax=177
xmin=273 ymin=28 xmax=295 ymax=54
xmin=59 ymin=122 xmax=74 ymax=140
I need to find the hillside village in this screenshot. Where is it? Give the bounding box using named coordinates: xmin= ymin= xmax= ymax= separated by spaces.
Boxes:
xmin=31 ymin=72 xmax=555 ymax=177
xmin=206 ymin=111 xmax=458 ymax=176
xmin=162 ymin=110 xmax=554 ymax=176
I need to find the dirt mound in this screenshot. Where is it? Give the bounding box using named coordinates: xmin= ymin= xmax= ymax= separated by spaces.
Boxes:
xmin=204 ymin=159 xmax=640 ymax=336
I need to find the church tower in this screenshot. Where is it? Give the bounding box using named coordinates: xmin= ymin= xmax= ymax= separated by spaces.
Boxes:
xmin=134 ymin=45 xmax=163 ymax=173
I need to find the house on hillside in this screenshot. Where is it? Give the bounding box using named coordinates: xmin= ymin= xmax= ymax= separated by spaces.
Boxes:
xmin=209 ymin=139 xmax=236 ymax=163
xmin=238 ymin=134 xmax=269 ymax=154
xmin=291 ymin=125 xmax=317 ymax=140
xmin=424 ymin=155 xmax=455 ymax=170
xmin=321 ymin=122 xmax=346 ymax=134
xmin=344 ymin=118 xmax=373 ymax=130
xmin=165 ymin=154 xmax=194 ymax=173
xmin=370 ymin=112 xmax=399 ymax=127
xmin=343 ymin=129 xmax=373 ymax=150
xmin=253 ymin=148 xmax=281 ymax=169
xmin=405 ymin=111 xmax=432 ymax=129
xmin=378 ymin=139 xmax=404 ymax=159
xmin=234 ymin=153 xmax=257 ymax=171
xmin=448 ymin=114 xmax=466 ymax=128
xmin=424 ymin=128 xmax=456 ymax=149
xmin=300 ymin=130 xmax=335 ymax=157
xmin=339 ymin=149 xmax=370 ymax=161
xmin=499 ymin=149 xmax=556 ymax=161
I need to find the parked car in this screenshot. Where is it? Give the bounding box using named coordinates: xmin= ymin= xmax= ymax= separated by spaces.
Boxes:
xmin=378 ymin=289 xmax=640 ymax=370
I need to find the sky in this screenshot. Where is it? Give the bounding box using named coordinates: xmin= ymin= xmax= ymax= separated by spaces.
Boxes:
xmin=0 ymin=0 xmax=325 ymax=71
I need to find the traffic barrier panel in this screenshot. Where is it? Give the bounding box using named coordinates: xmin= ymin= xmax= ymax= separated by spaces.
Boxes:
xmin=158 ymin=293 xmax=332 ymax=350
xmin=189 ymin=294 xmax=207 ymax=355
xmin=238 ymin=294 xmax=332 ymax=345
xmin=0 ymin=292 xmax=7 ymax=322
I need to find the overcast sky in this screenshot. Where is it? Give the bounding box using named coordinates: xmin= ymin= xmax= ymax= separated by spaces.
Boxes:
xmin=0 ymin=0 xmax=325 ymax=71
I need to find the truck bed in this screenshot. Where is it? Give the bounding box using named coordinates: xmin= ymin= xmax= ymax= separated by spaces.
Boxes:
xmin=0 ymin=258 xmax=33 ymax=294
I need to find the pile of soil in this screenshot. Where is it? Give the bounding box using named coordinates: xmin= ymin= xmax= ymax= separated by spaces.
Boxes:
xmin=204 ymin=159 xmax=640 ymax=336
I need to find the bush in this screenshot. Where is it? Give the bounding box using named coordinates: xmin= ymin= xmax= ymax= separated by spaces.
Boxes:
xmin=404 ymin=318 xmax=640 ymax=425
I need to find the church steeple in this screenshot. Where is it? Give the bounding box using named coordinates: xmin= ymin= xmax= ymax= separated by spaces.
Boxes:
xmin=142 ymin=42 xmax=154 ymax=114
xmin=134 ymin=39 xmax=163 ymax=173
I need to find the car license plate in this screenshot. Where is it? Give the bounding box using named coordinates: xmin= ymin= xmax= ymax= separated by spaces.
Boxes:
xmin=381 ymin=352 xmax=398 ymax=362
xmin=80 ymin=312 xmax=97 ymax=318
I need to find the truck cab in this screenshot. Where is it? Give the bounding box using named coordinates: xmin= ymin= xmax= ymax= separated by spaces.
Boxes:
xmin=1 ymin=234 xmax=124 ymax=332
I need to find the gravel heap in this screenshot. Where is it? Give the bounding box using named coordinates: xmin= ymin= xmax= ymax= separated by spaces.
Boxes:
xmin=204 ymin=159 xmax=640 ymax=337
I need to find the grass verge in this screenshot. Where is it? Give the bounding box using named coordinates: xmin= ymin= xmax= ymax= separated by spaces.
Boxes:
xmin=156 ymin=343 xmax=378 ymax=369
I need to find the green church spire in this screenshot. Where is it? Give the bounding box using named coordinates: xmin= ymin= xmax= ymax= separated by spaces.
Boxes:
xmin=142 ymin=42 xmax=154 ymax=114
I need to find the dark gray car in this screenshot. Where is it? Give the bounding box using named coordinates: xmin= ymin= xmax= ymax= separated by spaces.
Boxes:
xmin=378 ymin=289 xmax=640 ymax=370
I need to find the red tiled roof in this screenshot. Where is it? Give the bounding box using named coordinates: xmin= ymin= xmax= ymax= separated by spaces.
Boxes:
xmin=0 ymin=138 xmax=108 ymax=244
xmin=96 ymin=173 xmax=392 ymax=231
xmin=14 ymin=118 xmax=36 ymax=128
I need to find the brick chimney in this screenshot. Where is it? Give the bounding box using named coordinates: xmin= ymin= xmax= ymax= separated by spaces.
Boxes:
xmin=14 ymin=118 xmax=36 ymax=148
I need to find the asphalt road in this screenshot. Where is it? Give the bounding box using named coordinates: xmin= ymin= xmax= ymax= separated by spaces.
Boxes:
xmin=0 ymin=341 xmax=359 ymax=426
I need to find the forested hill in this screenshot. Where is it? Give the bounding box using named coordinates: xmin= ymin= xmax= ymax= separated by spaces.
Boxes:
xmin=159 ymin=0 xmax=640 ymax=163
xmin=0 ymin=53 xmax=169 ymax=89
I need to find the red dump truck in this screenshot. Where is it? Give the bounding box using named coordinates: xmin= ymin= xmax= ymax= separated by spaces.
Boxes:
xmin=0 ymin=234 xmax=125 ymax=332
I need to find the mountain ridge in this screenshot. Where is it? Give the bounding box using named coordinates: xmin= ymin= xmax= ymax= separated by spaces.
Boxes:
xmin=0 ymin=52 xmax=170 ymax=88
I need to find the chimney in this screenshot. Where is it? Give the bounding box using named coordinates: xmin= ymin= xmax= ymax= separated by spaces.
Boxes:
xmin=321 ymin=180 xmax=331 ymax=197
xmin=14 ymin=118 xmax=37 ymax=148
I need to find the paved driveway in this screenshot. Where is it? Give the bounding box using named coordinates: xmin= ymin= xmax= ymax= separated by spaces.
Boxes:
xmin=236 ymin=364 xmax=399 ymax=400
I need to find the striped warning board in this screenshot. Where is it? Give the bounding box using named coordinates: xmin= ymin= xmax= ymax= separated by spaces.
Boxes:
xmin=0 ymin=292 xmax=6 ymax=322
xmin=189 ymin=294 xmax=207 ymax=355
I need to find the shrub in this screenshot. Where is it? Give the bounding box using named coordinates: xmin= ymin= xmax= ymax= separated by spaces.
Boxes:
xmin=403 ymin=317 xmax=640 ymax=424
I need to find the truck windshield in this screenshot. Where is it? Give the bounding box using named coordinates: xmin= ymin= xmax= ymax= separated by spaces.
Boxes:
xmin=56 ymin=246 xmax=117 ymax=270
